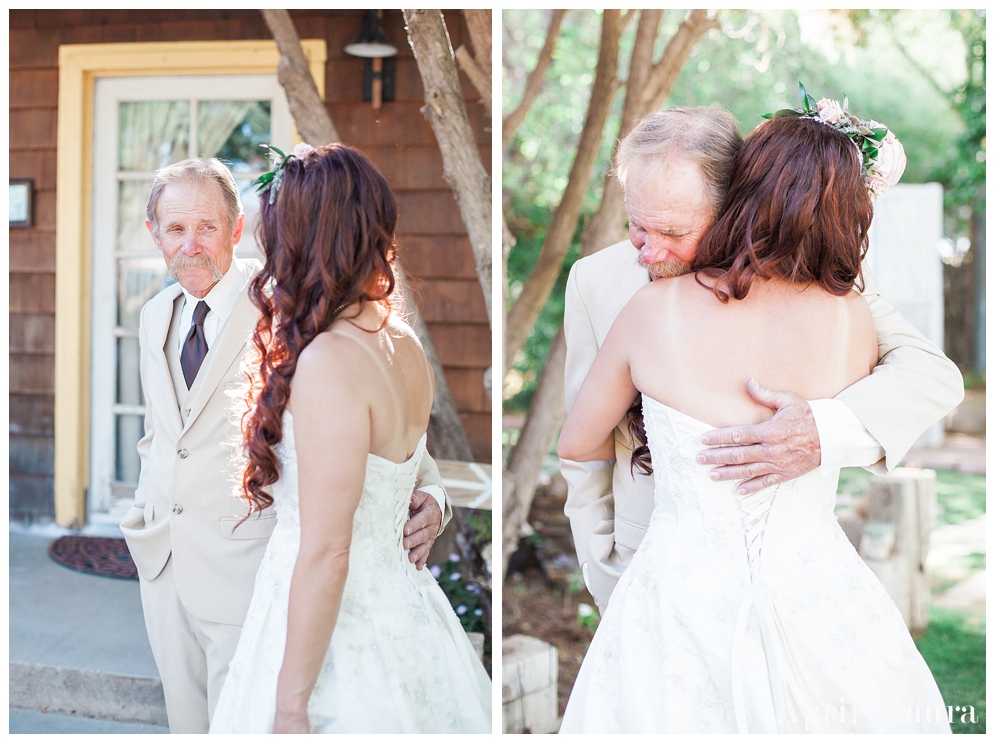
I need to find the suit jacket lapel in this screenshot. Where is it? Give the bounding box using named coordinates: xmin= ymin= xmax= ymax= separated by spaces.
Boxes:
xmin=182 ymin=285 xmax=258 ymax=433
xmin=148 ymin=286 xmax=185 ymax=439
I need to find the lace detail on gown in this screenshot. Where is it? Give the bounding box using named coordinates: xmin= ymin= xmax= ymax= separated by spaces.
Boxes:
xmin=210 ymin=412 xmax=491 ymax=733
xmin=559 ymin=395 xmax=950 ymax=734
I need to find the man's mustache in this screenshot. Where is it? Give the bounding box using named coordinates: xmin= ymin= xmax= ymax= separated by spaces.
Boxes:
xmin=637 ymin=255 xmax=691 ymax=280
xmin=168 ymin=254 xmax=224 ymax=283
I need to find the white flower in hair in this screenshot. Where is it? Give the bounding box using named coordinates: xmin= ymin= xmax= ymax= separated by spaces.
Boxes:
xmin=816 ymin=98 xmax=844 ymax=124
xmin=866 ymin=130 xmax=907 ymax=200
xmin=292 ymin=142 xmax=316 ymax=159
xmin=763 ymin=83 xmax=907 ymax=201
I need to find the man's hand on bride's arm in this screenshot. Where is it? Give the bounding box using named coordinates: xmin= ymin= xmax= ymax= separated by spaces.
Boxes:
xmin=695 ymin=378 xmax=821 ymax=495
xmin=404 ymin=490 xmax=442 ymax=570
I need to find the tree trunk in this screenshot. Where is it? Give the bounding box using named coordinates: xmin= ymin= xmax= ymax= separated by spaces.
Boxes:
xmin=504 ymin=10 xmax=624 ymax=373
xmin=502 ymin=327 xmax=567 ymax=577
xmin=455 ymin=9 xmax=492 ymax=118
xmin=404 ymin=9 xmax=493 ymax=330
xmin=972 ymin=205 xmax=985 ymax=372
xmin=260 ymin=9 xmax=340 ymax=145
xmin=503 ymin=10 xmax=567 ymax=149
xmin=943 ymin=255 xmax=976 ymax=372
xmin=396 ymin=263 xmax=474 ymax=461
xmin=262 ymin=9 xmax=473 ymax=459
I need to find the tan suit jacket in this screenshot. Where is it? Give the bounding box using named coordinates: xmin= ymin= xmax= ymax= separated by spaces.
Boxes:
xmin=121 ymin=259 xmax=451 ymax=626
xmin=562 ymin=239 xmax=965 ymax=611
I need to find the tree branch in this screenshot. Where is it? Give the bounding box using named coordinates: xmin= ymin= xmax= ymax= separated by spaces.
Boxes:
xmin=260 ymin=9 xmax=339 ymax=144
xmin=644 ymin=9 xmax=720 ymax=111
xmin=503 ymin=9 xmax=567 ymax=149
xmin=456 ymin=9 xmax=492 ymax=118
xmin=504 ymin=10 xmax=624 ymax=371
xmin=502 ymin=327 xmax=567 ymax=577
xmin=403 ymin=9 xmax=493 ymax=329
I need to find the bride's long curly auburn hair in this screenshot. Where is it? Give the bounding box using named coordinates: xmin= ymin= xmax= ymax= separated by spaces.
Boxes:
xmin=238 ymin=144 xmax=397 ymax=515
xmin=629 ymin=115 xmax=873 ymax=475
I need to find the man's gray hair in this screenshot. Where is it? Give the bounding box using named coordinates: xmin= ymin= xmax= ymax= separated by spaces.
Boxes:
xmin=613 ymin=107 xmax=743 ymax=217
xmin=146 ymin=158 xmax=243 ymax=237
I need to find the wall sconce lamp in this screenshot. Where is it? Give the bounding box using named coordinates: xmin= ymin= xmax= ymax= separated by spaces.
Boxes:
xmin=344 ymin=10 xmax=398 ymax=110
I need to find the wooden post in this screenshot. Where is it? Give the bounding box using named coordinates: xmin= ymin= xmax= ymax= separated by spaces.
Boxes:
xmin=502 ymin=634 xmax=559 ymax=733
xmin=860 ymin=467 xmax=937 ymax=635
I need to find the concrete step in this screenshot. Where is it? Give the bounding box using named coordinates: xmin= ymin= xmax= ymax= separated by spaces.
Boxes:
xmin=9 ymin=527 xmax=167 ymax=728
xmin=10 ymin=707 xmax=167 ymax=734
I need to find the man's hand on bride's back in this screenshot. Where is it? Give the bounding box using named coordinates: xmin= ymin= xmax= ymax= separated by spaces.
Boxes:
xmin=404 ymin=490 xmax=443 ymax=570
xmin=695 ymin=378 xmax=821 ymax=495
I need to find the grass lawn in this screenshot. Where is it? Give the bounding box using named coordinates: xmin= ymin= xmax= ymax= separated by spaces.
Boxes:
xmin=915 ymin=607 xmax=986 ymax=734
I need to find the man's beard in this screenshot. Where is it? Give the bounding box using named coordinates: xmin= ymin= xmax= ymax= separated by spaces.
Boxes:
xmin=637 ymin=255 xmax=691 ymax=280
xmin=168 ymin=254 xmax=224 ymax=284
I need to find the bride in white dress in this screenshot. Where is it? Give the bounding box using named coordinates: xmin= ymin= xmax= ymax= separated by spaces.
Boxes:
xmin=558 ymin=111 xmax=950 ymax=733
xmin=209 ymin=144 xmax=490 ymax=733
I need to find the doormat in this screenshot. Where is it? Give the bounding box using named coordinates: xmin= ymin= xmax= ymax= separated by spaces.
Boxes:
xmin=48 ymin=536 xmax=139 ymax=581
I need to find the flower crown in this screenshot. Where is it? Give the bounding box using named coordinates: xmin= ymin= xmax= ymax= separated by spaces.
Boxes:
xmin=762 ymin=83 xmax=906 ymax=201
xmin=252 ymin=142 xmax=316 ymax=204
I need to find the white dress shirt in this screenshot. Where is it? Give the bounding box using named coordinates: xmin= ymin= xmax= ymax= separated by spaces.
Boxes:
xmin=176 ymin=260 xmax=246 ymax=356
xmin=809 ymin=399 xmax=886 ymax=473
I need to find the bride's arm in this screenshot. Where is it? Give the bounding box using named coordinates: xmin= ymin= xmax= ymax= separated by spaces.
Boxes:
xmin=273 ymin=337 xmax=370 ymax=733
xmin=558 ymin=307 xmax=639 ymax=462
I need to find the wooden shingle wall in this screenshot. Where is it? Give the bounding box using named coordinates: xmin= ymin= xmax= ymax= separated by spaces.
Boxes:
xmin=9 ymin=10 xmax=492 ymax=520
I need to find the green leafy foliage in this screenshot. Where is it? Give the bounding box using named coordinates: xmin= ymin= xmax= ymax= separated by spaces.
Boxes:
xmin=465 ymin=510 xmax=492 ymax=546
xmin=433 ymin=553 xmax=488 ymax=634
xmin=576 ymin=602 xmax=600 ymax=633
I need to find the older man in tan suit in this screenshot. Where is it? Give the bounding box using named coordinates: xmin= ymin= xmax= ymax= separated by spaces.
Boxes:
xmin=120 ymin=158 xmax=449 ymax=733
xmin=562 ymin=108 xmax=964 ymax=612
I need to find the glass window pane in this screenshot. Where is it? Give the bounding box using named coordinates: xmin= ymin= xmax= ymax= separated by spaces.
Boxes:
xmin=115 ymin=414 xmax=144 ymax=484
xmin=235 ymin=178 xmax=264 ymax=262
xmin=116 ymin=337 xmax=144 ymax=406
xmin=199 ymin=100 xmax=271 ymax=173
xmin=118 ymin=101 xmax=190 ymax=171
xmin=117 ymin=180 xmax=157 ymax=255
xmin=118 ymin=257 xmax=171 ymax=330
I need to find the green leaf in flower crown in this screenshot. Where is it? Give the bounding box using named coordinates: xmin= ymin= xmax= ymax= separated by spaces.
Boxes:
xmin=868 ymin=128 xmax=888 ymax=141
xmin=262 ymin=144 xmax=286 ymax=160
xmin=252 ymin=171 xmax=275 ymax=193
xmin=798 ymin=82 xmax=818 ymax=113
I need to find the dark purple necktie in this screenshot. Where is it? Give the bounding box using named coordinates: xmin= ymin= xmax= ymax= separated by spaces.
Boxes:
xmin=180 ymin=300 xmax=210 ymax=387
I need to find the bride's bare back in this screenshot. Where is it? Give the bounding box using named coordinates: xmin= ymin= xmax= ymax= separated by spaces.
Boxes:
xmin=625 ymin=274 xmax=877 ymax=427
xmin=290 ymin=302 xmax=432 ymax=464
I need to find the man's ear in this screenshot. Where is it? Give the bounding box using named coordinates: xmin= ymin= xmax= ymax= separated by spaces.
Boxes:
xmin=145 ymin=220 xmax=161 ymax=248
xmin=232 ymin=213 xmax=246 ymax=245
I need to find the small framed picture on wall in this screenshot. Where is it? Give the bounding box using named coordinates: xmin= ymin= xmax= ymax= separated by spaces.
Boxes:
xmin=10 ymin=179 xmax=33 ymax=228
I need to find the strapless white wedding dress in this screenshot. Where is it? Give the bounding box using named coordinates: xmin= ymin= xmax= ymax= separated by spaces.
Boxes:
xmin=210 ymin=412 xmax=491 ymax=733
xmin=560 ymin=395 xmax=950 ymax=733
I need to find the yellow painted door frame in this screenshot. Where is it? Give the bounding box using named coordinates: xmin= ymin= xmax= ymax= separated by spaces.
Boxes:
xmin=54 ymin=40 xmax=326 ymax=528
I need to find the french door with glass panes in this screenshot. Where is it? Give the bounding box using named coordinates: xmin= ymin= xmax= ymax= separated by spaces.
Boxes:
xmin=89 ymin=74 xmax=292 ymax=520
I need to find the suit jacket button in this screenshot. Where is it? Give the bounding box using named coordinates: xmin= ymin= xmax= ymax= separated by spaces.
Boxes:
xmin=172 ymin=505 xmax=183 ymax=515
xmin=178 ymin=449 xmax=189 ymax=459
